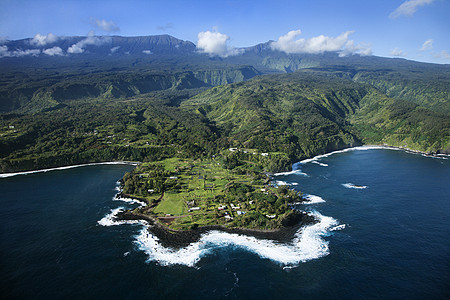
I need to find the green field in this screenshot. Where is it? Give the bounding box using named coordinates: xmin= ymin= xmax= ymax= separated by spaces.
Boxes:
xmin=122 ymin=153 xmax=304 ymax=230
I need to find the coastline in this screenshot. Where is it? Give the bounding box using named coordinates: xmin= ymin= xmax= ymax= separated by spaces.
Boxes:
xmin=118 ymin=210 xmax=316 ymax=249
xmin=1 ymin=144 xmax=446 ymax=179
xmin=0 ymin=161 xmax=139 ymax=178
xmin=296 ymin=144 xmax=448 ymax=165
xmin=3 ymin=144 xmax=447 ymax=246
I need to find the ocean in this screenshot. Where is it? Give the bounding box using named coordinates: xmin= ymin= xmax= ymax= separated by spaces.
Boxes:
xmin=1 ymin=147 xmax=449 ymax=299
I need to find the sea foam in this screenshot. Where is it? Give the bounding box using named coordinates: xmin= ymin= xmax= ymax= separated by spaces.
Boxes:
xmin=342 ymin=183 xmax=367 ymax=189
xmin=97 ymin=207 xmax=147 ymax=227
xmin=273 ymin=169 xmax=308 ymax=177
xmin=275 ymin=180 xmax=299 ymax=186
xmin=303 ymin=194 xmax=326 ymax=204
xmin=113 ymin=195 xmax=147 ymax=207
xmin=134 ymin=210 xmax=339 ymax=268
xmin=0 ymin=161 xmax=138 ymax=178
xmin=299 ymin=145 xmax=399 ymax=165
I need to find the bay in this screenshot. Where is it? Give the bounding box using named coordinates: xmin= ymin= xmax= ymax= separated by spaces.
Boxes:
xmin=0 ymin=149 xmax=449 ymax=299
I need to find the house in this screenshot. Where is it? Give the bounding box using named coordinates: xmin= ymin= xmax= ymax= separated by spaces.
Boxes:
xmin=224 ymin=215 xmax=233 ymax=220
xmin=265 ymin=214 xmax=276 ymax=219
xmin=237 ymin=211 xmax=246 ymax=215
xmin=230 ymin=203 xmax=240 ymax=210
xmin=229 ymin=148 xmax=238 ymax=152
xmin=189 ymin=207 xmax=201 ymax=212
xmin=218 ymin=205 xmax=227 ymax=210
xmin=261 ymin=153 xmax=269 ymax=156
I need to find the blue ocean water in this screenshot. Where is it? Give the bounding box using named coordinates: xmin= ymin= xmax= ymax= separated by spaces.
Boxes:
xmin=1 ymin=149 xmax=449 ymax=299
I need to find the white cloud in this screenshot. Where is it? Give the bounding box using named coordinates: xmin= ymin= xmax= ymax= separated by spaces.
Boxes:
xmin=196 ymin=30 xmax=242 ymax=57
xmin=339 ymin=40 xmax=372 ymax=57
xmin=92 ymin=18 xmax=120 ymax=32
xmin=67 ymin=44 xmax=84 ymax=54
xmin=43 ymin=46 xmax=64 ymax=56
xmin=434 ymin=50 xmax=450 ymax=60
xmin=420 ymin=39 xmax=433 ymax=51
xmin=14 ymin=49 xmax=41 ymax=57
xmin=31 ymin=33 xmax=58 ymax=46
xmin=157 ymin=22 xmax=174 ymax=31
xmin=389 ymin=0 xmax=434 ymax=19
xmin=142 ymin=50 xmax=152 ymax=54
xmin=67 ymin=31 xmax=111 ymax=54
xmin=0 ymin=45 xmax=9 ymax=56
xmin=110 ymin=46 xmax=120 ymax=53
xmin=0 ymin=46 xmax=41 ymax=58
xmin=390 ymin=48 xmax=406 ymax=57
xmin=271 ymin=29 xmax=371 ymax=56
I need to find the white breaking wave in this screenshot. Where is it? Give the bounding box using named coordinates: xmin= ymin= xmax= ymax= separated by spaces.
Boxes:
xmin=134 ymin=210 xmax=339 ymax=268
xmin=97 ymin=207 xmax=147 ymax=227
xmin=113 ymin=195 xmax=147 ymax=207
xmin=342 ymin=183 xmax=367 ymax=189
xmin=0 ymin=161 xmax=138 ymax=178
xmin=299 ymin=145 xmax=399 ymax=165
xmin=273 ymin=169 xmax=308 ymax=177
xmin=303 ymin=194 xmax=326 ymax=204
xmin=274 ymin=180 xmax=298 ymax=186
xmin=330 ymin=224 xmax=346 ymax=231
xmin=312 ymin=161 xmax=329 ymax=167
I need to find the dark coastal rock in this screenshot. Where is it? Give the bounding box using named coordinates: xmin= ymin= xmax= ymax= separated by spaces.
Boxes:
xmin=117 ymin=210 xmax=317 ymax=249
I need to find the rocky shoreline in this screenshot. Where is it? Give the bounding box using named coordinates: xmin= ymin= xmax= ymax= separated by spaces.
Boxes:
xmin=114 ymin=144 xmax=448 ymax=248
xmin=117 ymin=210 xmax=316 ymax=249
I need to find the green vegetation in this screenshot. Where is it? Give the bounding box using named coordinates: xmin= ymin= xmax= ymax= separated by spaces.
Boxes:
xmin=1 ymin=35 xmax=448 ymax=232
xmin=1 ymin=69 xmax=448 ymax=173
xmin=121 ymin=155 xmax=304 ymax=230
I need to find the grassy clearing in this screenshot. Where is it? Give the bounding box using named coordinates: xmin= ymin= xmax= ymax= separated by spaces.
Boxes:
xmin=123 ymin=154 xmax=305 ymax=230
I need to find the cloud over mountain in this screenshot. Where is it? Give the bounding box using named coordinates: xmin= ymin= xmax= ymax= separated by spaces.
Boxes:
xmin=43 ymin=46 xmax=64 ymax=56
xmin=389 ymin=0 xmax=434 ymax=19
xmin=67 ymin=31 xmax=111 ymax=54
xmin=434 ymin=50 xmax=450 ymax=60
xmin=0 ymin=45 xmax=41 ymax=57
xmin=420 ymin=39 xmax=433 ymax=51
xmin=391 ymin=48 xmax=406 ymax=57
xmin=91 ymin=19 xmax=120 ymax=33
xmin=271 ymin=30 xmax=371 ymax=56
xmin=30 ymin=33 xmax=59 ymax=46
xmin=196 ymin=30 xmax=242 ymax=58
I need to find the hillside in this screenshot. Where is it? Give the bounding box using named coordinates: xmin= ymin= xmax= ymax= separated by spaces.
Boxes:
xmin=0 ymin=34 xmax=449 ymax=172
xmin=183 ymin=72 xmax=449 ymax=157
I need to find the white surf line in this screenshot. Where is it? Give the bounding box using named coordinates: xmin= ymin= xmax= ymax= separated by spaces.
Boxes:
xmin=298 ymin=145 xmax=398 ymax=165
xmin=97 ymin=207 xmax=148 ymax=227
xmin=274 ymin=180 xmax=299 ymax=186
xmin=273 ymin=169 xmax=308 ymax=177
xmin=312 ymin=161 xmax=329 ymax=167
xmin=113 ymin=195 xmax=147 ymax=207
xmin=134 ymin=210 xmax=340 ymax=268
xmin=342 ymin=183 xmax=367 ymax=189
xmin=303 ymin=194 xmax=326 ymax=204
xmin=299 ymin=145 xmax=449 ymax=165
xmin=0 ymin=161 xmax=139 ymax=178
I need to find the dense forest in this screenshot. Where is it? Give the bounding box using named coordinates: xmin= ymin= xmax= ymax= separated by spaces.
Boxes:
xmin=0 ymin=35 xmax=449 ymax=173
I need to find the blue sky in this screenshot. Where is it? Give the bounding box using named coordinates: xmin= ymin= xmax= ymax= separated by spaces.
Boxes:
xmin=0 ymin=0 xmax=449 ymax=63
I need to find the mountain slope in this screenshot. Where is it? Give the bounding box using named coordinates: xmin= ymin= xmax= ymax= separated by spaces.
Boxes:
xmin=183 ymin=72 xmax=449 ymax=157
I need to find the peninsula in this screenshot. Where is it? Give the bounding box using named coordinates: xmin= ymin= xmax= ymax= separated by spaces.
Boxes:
xmin=117 ymin=149 xmax=313 ymax=233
